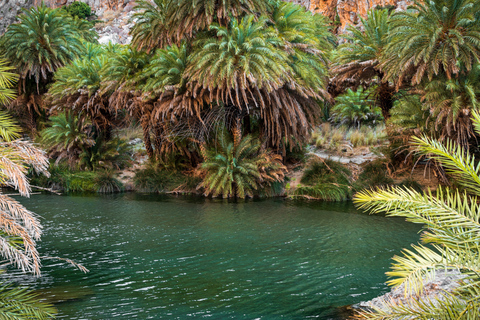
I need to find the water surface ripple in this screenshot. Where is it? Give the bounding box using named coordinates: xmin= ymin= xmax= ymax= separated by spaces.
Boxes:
xmin=17 ymin=194 xmax=421 ymax=319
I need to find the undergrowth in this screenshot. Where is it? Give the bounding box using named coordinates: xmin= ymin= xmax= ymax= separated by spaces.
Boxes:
xmin=311 ymin=123 xmax=386 ymax=151
xmin=133 ymin=167 xmax=202 ymax=193
xmin=30 ymin=164 xmax=124 ymax=193
xmin=291 ymin=159 xmax=352 ymax=201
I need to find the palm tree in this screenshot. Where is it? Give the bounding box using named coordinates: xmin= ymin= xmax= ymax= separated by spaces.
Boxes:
xmin=130 ymin=0 xmax=268 ymax=51
xmin=130 ymin=0 xmax=173 ymax=52
xmin=0 ymin=4 xmax=97 ymax=133
xmin=382 ymin=0 xmax=480 ymax=87
xmin=332 ymin=8 xmax=395 ymax=119
xmin=39 ymin=112 xmax=94 ymax=167
xmin=200 ymin=132 xmax=286 ymax=198
xmin=48 ymin=55 xmax=114 ymax=137
xmin=331 ymin=87 xmax=382 ymax=128
xmin=389 ymin=65 xmax=480 ymax=148
xmin=186 ymin=15 xmax=325 ymax=150
xmin=102 ymin=46 xmax=154 ymax=157
xmin=353 ymin=111 xmax=480 ymax=319
xmin=421 ymin=66 xmax=480 ymax=148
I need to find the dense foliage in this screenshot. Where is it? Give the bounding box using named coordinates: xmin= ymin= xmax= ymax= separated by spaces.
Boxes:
xmin=0 ymin=0 xmax=479 ymax=317
xmin=354 ymin=112 xmax=480 ymax=319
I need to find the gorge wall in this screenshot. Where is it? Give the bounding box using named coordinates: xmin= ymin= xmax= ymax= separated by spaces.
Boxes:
xmin=0 ymin=0 xmax=412 ymax=36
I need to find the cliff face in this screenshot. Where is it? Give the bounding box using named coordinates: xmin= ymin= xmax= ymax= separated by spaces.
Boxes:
xmin=0 ymin=0 xmax=412 ymax=36
xmin=308 ymin=0 xmax=411 ymax=32
xmin=0 ymin=0 xmax=130 ymax=35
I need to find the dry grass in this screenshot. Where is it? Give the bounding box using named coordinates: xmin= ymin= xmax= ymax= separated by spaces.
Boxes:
xmin=311 ymin=123 xmax=386 ymax=151
xmin=114 ymin=124 xmax=143 ymax=142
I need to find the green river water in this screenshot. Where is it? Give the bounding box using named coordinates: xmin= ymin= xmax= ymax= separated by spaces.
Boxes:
xmin=16 ymin=194 xmax=421 ymax=319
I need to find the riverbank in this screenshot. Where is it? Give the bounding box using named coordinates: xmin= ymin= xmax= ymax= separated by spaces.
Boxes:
xmin=29 ymin=135 xmax=440 ymax=198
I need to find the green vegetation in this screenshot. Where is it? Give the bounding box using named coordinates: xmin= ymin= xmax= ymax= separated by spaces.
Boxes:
xmin=200 ymin=133 xmax=286 ymax=198
xmin=63 ymin=1 xmax=93 ymax=19
xmin=0 ymin=0 xmax=479 ymax=316
xmin=311 ymin=123 xmax=386 ymax=150
xmin=31 ymin=165 xmax=124 ymax=193
xmin=292 ymin=159 xmax=352 ymax=201
xmin=354 ymin=112 xmax=480 ymax=319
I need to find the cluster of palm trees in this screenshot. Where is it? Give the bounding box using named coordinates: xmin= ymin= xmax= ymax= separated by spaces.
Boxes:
xmin=0 ymin=0 xmax=478 ymax=318
xmin=333 ymin=0 xmax=480 ymax=148
xmin=0 ymin=0 xmax=333 ymax=198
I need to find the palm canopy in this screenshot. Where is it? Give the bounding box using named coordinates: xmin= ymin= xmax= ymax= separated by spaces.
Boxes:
xmin=130 ymin=0 xmax=269 ymax=51
xmin=148 ymin=14 xmax=325 ymax=148
xmin=333 ymin=8 xmax=391 ymax=85
xmin=142 ymin=43 xmax=190 ymax=94
xmin=0 ymin=4 xmax=96 ymax=90
xmin=269 ymin=0 xmax=332 ymax=90
xmin=353 ymin=111 xmax=480 ymax=319
xmin=48 ymin=55 xmax=113 ymax=132
xmin=188 ymin=15 xmax=290 ymax=98
xmin=382 ymin=0 xmax=480 ymax=87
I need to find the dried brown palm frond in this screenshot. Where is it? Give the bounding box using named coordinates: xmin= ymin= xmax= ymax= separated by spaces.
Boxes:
xmin=7 ymin=94 xmax=45 ymax=134
xmin=50 ymin=90 xmax=112 ymax=133
xmin=0 ymin=140 xmax=49 ymax=275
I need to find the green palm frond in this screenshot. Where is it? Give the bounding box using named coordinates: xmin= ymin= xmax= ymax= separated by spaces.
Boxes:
xmin=353 ymin=119 xmax=480 ymax=318
xmin=0 ymin=4 xmax=90 ymax=86
xmin=0 ymin=274 xmax=56 ymax=319
xmin=411 ymin=135 xmax=480 ymax=196
xmin=382 ymin=0 xmax=480 ymax=87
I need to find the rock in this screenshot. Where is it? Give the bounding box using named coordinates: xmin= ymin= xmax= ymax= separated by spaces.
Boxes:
xmin=355 ymin=270 xmax=466 ymax=312
xmin=98 ymin=33 xmax=120 ymax=44
xmin=128 ymin=138 xmax=143 ymax=146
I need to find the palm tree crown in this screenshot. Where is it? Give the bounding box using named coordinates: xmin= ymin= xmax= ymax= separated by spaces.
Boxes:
xmin=382 ymin=0 xmax=480 ymax=86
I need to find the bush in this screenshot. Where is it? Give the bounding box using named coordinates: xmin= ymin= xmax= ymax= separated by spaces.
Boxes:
xmin=331 ymin=87 xmax=383 ymax=128
xmin=64 ymin=1 xmax=92 ymax=19
xmin=133 ymin=167 xmax=202 ymax=193
xmin=353 ymin=160 xmax=394 ymax=191
xmin=29 ymin=164 xmax=124 ymax=193
xmin=94 ymin=170 xmax=124 ymax=193
xmin=292 ymin=159 xmax=352 ymax=201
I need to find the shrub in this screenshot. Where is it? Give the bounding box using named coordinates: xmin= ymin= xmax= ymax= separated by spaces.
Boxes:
xmin=64 ymin=1 xmax=92 ymax=19
xmin=133 ymin=167 xmax=201 ymax=193
xmin=292 ymin=159 xmax=352 ymax=201
xmin=94 ymin=170 xmax=124 ymax=193
xmin=353 ymin=160 xmax=394 ymax=191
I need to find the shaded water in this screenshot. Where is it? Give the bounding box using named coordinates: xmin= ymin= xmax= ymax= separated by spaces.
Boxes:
xmin=18 ymin=194 xmax=421 ymax=319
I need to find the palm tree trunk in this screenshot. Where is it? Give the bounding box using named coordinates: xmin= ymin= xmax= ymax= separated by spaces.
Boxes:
xmin=232 ymin=116 xmax=242 ymax=148
xmin=378 ymin=82 xmax=394 ymax=121
xmin=153 ymin=125 xmax=163 ymax=159
xmin=141 ymin=118 xmax=154 ymax=159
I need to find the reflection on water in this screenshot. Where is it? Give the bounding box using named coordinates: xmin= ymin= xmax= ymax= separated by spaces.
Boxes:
xmin=15 ymin=194 xmax=421 ymax=319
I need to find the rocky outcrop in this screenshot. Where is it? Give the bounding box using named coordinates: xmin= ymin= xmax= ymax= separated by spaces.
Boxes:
xmin=309 ymin=0 xmax=411 ymax=32
xmin=0 ymin=0 xmax=413 ymax=38
xmin=355 ymin=270 xmax=465 ymax=313
xmin=0 ymin=0 xmax=36 ymax=34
